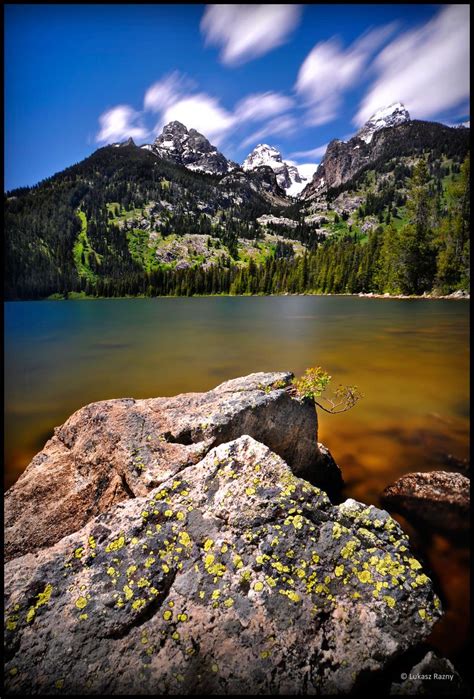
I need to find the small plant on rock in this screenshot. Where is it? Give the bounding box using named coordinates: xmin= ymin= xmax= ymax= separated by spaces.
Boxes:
xmin=290 ymin=367 xmax=362 ymax=414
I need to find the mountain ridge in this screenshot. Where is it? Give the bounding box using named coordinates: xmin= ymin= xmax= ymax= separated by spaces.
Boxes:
xmin=4 ymin=104 xmax=470 ymax=300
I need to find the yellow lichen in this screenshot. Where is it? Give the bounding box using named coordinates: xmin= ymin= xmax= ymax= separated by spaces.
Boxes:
xmin=357 ymin=570 xmax=372 ymax=584
xmin=75 ymin=597 xmax=88 ymax=610
xmin=106 ymin=535 xmax=125 ymax=553
xmin=178 ymin=532 xmax=191 ymax=547
xmin=409 ymin=558 xmax=422 ymax=571
xmin=123 ymin=585 xmax=134 ymax=601
xmin=233 ymin=554 xmax=243 ymax=570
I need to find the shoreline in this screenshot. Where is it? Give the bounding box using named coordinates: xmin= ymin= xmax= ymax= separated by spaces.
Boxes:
xmin=5 ymin=290 xmax=470 ymax=302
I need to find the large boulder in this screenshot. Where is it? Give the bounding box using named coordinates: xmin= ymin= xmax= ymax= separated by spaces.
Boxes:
xmin=4 ymin=436 xmax=441 ymax=695
xmin=4 ymin=372 xmax=342 ymax=561
xmin=381 ymin=471 xmax=470 ymax=535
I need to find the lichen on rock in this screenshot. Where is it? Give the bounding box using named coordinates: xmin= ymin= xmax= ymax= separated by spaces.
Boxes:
xmin=5 ymin=434 xmax=441 ymax=695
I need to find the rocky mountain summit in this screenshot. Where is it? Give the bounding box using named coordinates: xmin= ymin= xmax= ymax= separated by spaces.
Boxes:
xmin=243 ymin=143 xmax=307 ymax=196
xmin=142 ymin=121 xmax=238 ymax=176
xmin=5 ymin=372 xmax=447 ymax=694
xmin=356 ymin=102 xmax=410 ymax=144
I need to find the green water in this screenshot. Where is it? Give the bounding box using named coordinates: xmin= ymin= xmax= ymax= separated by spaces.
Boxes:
xmin=4 ymin=296 xmax=470 ymax=665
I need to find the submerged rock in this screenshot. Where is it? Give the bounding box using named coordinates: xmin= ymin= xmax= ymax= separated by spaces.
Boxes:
xmin=381 ymin=471 xmax=470 ymax=535
xmin=5 ymin=372 xmax=342 ymax=561
xmin=5 ymin=436 xmax=441 ymax=695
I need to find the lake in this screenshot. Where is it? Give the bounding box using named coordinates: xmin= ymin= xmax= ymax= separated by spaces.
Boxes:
xmin=4 ymin=296 xmax=470 ymax=668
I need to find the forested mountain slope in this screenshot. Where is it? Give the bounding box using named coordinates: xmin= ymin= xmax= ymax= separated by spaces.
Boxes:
xmin=4 ymin=116 xmax=470 ymax=299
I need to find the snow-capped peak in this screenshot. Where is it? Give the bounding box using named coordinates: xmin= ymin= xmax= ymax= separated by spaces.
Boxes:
xmin=357 ymin=103 xmax=410 ymax=144
xmin=243 ymin=144 xmax=309 ymax=195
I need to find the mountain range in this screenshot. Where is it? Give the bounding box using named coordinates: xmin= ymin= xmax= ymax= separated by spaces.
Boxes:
xmin=5 ymin=103 xmax=470 ymax=299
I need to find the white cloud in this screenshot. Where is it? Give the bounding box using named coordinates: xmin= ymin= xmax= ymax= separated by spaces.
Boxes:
xmin=240 ymin=115 xmax=297 ymax=149
xmin=235 ymin=91 xmax=294 ymax=122
xmin=355 ymin=5 xmax=470 ymax=126
xmin=159 ymin=94 xmax=237 ymax=144
xmin=288 ymin=144 xmax=328 ymax=160
xmin=294 ymin=163 xmax=319 ymax=181
xmin=144 ymin=72 xmax=195 ymax=113
xmin=96 ymin=105 xmax=149 ymax=143
xmin=201 ymin=4 xmax=302 ymax=65
xmin=296 ymin=23 xmax=397 ymax=125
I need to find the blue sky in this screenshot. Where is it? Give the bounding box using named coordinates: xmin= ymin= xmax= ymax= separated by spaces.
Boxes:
xmin=5 ymin=3 xmax=470 ymax=191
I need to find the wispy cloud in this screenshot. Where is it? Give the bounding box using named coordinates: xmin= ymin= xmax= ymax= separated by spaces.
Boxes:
xmin=96 ymin=105 xmax=149 ymax=143
xmin=98 ymin=68 xmax=299 ymax=149
xmin=296 ymin=23 xmax=398 ymax=126
xmin=289 ymin=144 xmax=328 ymax=160
xmin=239 ymin=115 xmax=297 ymax=149
xmin=355 ymin=5 xmax=470 ymax=126
xmin=159 ymin=94 xmax=236 ymax=145
xmin=235 ymin=92 xmax=294 ymax=122
xmin=201 ymin=4 xmax=302 ymax=66
xmin=144 ymin=72 xmax=195 ymax=113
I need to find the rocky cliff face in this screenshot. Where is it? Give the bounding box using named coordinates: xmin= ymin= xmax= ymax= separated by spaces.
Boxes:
xmin=301 ymin=118 xmax=470 ymax=200
xmin=144 ymin=121 xmax=238 ymax=176
xmin=4 ymin=373 xmax=444 ymax=694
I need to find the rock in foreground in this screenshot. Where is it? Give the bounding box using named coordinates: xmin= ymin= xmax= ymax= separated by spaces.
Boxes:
xmin=5 ymin=372 xmax=342 ymax=561
xmin=5 ymin=435 xmax=441 ymax=695
xmin=381 ymin=471 xmax=470 ymax=535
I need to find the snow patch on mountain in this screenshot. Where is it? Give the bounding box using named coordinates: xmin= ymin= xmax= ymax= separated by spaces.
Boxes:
xmin=242 ymin=144 xmax=312 ymax=196
xmin=357 ymin=103 xmax=410 ymax=144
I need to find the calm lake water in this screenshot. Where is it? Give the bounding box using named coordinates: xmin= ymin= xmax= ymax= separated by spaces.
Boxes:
xmin=4 ymin=296 xmax=470 ymax=669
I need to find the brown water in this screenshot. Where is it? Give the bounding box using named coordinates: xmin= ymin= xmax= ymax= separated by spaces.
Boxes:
xmin=4 ymin=296 xmax=470 ymax=672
